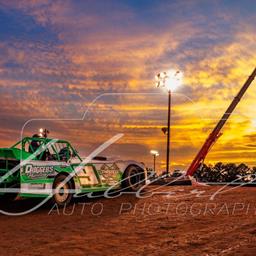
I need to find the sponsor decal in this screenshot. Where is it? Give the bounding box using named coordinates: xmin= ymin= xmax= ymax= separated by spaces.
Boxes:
xmin=28 ymin=184 xmax=46 ymax=189
xmin=99 ymin=163 xmax=120 ymax=185
xmin=24 ymin=164 xmax=55 ymax=179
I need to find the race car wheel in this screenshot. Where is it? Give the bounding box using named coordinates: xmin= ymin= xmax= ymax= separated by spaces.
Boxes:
xmin=52 ymin=174 xmax=73 ymax=207
xmin=122 ymin=165 xmax=144 ymax=192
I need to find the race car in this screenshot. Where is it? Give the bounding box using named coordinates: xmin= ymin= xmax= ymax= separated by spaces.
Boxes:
xmin=0 ymin=134 xmax=147 ymax=206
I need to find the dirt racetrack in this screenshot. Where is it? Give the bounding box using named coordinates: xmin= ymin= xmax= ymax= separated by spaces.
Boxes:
xmin=0 ymin=185 xmax=256 ymax=256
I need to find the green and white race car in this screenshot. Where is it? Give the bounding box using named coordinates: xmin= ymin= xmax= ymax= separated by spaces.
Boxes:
xmin=0 ymin=135 xmax=147 ymax=206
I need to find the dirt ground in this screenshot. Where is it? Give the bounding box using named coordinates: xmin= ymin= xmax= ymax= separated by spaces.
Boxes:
xmin=0 ymin=185 xmax=256 ymax=256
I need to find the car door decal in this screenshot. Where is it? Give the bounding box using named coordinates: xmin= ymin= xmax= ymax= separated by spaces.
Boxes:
xmin=77 ymin=165 xmax=99 ymax=186
xmin=98 ymin=163 xmax=121 ymax=185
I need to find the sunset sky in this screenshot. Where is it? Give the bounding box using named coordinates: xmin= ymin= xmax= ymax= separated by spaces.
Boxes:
xmin=0 ymin=0 xmax=255 ymax=172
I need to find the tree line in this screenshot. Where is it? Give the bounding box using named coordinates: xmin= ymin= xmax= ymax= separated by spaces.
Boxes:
xmin=194 ymin=162 xmax=256 ymax=183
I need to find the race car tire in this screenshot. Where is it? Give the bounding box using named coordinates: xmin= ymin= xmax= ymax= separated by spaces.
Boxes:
xmin=121 ymin=165 xmax=144 ymax=192
xmin=52 ymin=174 xmax=73 ymax=207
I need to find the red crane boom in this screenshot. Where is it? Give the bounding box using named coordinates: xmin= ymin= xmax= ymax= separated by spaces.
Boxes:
xmin=186 ymin=68 xmax=256 ymax=177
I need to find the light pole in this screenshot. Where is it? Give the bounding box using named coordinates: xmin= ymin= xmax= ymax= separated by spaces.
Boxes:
xmin=150 ymin=150 xmax=159 ymax=173
xmin=166 ymin=90 xmax=171 ymax=176
xmin=155 ymin=69 xmax=183 ymax=176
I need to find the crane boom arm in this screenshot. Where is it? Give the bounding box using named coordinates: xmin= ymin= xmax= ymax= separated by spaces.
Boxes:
xmin=186 ymin=68 xmax=256 ymax=176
